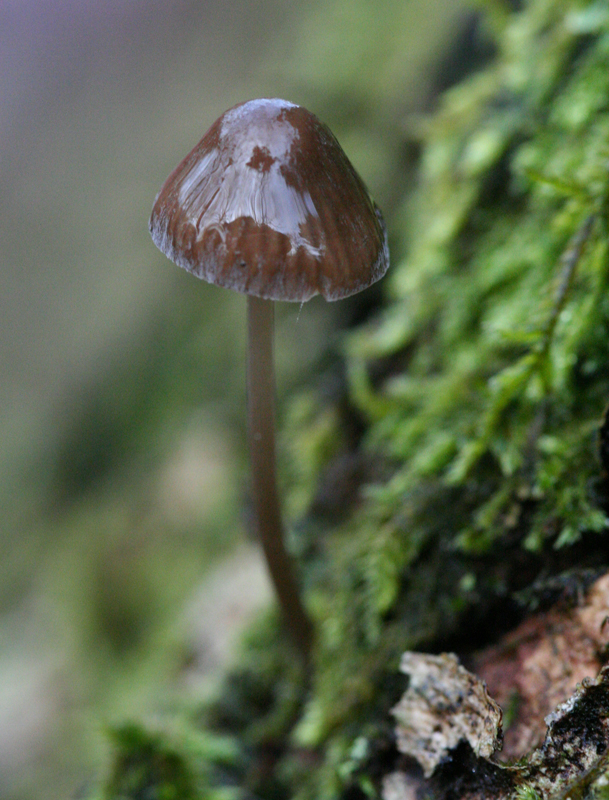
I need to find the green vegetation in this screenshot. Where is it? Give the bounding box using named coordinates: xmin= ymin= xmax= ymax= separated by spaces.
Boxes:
xmin=94 ymin=722 xmax=242 ymax=800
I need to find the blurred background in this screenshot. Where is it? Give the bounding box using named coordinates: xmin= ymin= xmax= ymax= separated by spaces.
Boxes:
xmin=0 ymin=0 xmax=479 ymax=796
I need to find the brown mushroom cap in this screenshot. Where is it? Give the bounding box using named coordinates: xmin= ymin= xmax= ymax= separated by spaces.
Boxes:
xmin=149 ymin=98 xmax=389 ymax=302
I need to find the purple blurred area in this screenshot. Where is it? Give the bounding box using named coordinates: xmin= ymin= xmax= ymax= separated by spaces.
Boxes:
xmin=0 ymin=3 xmax=295 ymax=797
xmin=0 ymin=0 xmax=265 ymax=161
xmin=2 ymin=0 xmax=186 ymax=166
xmin=0 ymin=0 xmax=292 ymax=468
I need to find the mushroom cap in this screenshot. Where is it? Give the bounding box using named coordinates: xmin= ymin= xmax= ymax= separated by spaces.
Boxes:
xmin=149 ymin=98 xmax=389 ymax=302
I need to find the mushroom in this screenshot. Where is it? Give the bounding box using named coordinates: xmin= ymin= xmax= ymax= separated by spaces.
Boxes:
xmin=149 ymin=98 xmax=389 ymax=660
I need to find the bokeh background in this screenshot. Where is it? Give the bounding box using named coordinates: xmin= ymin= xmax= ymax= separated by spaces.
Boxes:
xmin=0 ymin=0 xmax=478 ymax=796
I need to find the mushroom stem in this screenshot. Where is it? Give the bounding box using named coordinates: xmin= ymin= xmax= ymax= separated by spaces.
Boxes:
xmin=247 ymin=295 xmax=314 ymax=660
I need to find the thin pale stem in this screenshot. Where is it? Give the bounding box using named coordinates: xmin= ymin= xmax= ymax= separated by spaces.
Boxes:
xmin=247 ymin=295 xmax=313 ymax=660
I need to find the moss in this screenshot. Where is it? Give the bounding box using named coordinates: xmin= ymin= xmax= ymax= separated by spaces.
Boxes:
xmin=293 ymin=0 xmax=609 ymax=648
xmin=99 ymin=722 xmax=242 ymax=800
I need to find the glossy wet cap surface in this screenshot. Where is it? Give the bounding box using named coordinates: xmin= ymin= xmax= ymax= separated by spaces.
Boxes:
xmin=149 ymin=98 xmax=389 ymax=301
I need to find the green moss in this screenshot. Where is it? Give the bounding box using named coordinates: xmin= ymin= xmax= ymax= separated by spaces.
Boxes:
xmin=513 ymin=787 xmax=542 ymax=800
xmin=305 ymin=0 xmax=609 ymax=646
xmin=100 ymin=722 xmax=241 ymax=800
